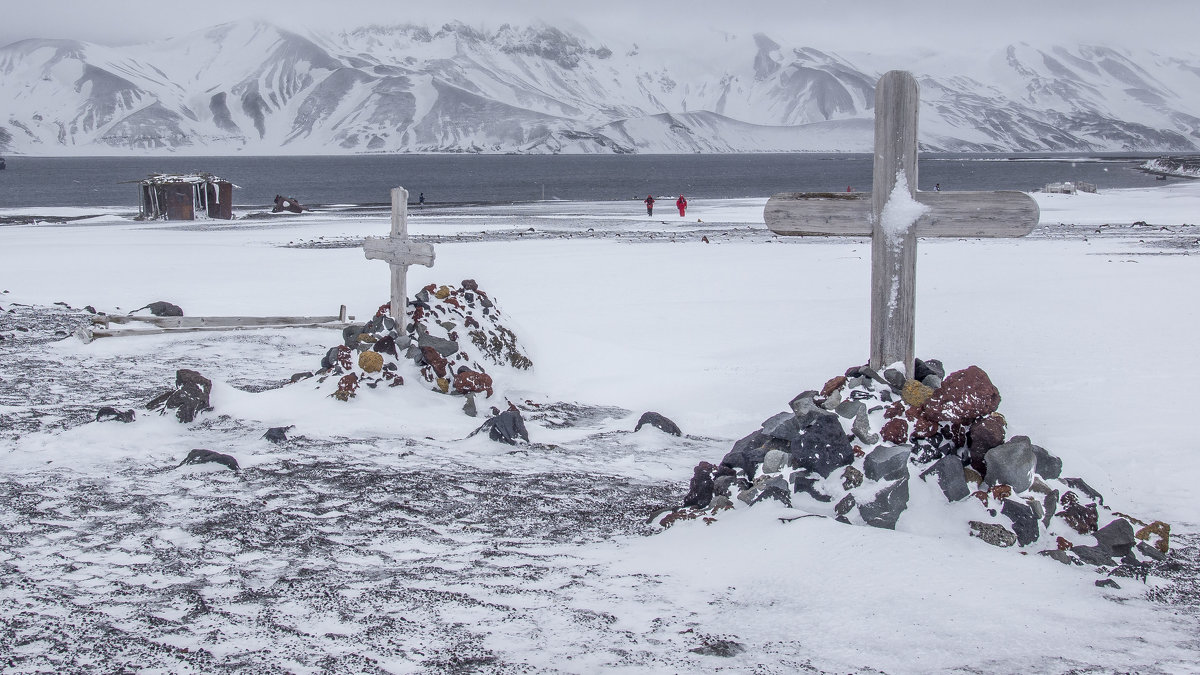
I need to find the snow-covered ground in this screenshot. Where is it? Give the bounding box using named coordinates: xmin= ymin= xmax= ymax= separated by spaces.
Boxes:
xmin=2 ymin=183 xmax=1199 ymax=673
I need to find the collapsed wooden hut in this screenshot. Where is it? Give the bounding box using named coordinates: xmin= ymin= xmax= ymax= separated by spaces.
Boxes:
xmin=137 ymin=173 xmax=236 ymax=220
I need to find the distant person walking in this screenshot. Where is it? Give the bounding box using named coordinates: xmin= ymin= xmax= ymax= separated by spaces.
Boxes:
xmin=644 ymin=194 xmax=655 ymax=216
xmin=934 ymin=183 xmax=941 ymax=192
xmin=418 ymin=192 xmax=426 ymax=206
xmin=676 ymin=195 xmax=687 ymax=217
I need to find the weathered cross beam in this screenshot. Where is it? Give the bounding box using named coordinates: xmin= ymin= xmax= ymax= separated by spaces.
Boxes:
xmin=363 ymin=186 xmax=436 ymax=322
xmin=764 ymin=70 xmax=1039 ymax=378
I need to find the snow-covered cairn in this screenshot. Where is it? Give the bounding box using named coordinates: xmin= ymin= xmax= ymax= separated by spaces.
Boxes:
xmin=659 ymin=361 xmax=1171 ymax=570
xmin=302 ymin=280 xmax=532 ymax=406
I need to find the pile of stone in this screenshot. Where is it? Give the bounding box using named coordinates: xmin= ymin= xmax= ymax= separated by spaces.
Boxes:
xmin=661 ymin=361 xmax=1171 ymax=574
xmin=300 ymin=280 xmax=532 ymax=415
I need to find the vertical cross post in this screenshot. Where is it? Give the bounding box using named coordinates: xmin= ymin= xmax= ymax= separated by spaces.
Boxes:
xmin=870 ymin=71 xmax=920 ymax=377
xmin=363 ymin=187 xmax=436 ymax=324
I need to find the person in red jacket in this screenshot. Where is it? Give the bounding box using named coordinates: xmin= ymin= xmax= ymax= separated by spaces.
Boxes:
xmin=644 ymin=194 xmax=655 ymax=216
xmin=676 ymin=194 xmax=687 ymax=217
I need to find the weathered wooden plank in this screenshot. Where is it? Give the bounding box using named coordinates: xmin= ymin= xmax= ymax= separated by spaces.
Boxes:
xmin=87 ymin=322 xmax=355 ymax=341
xmin=765 ymin=191 xmax=1039 ymax=237
xmin=362 ymin=238 xmax=436 ymax=266
xmin=99 ymin=314 xmax=349 ymax=328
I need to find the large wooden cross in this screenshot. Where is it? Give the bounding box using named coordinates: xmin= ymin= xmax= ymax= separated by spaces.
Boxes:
xmin=764 ymin=70 xmax=1039 ymax=378
xmin=363 ymin=186 xmax=436 ymax=322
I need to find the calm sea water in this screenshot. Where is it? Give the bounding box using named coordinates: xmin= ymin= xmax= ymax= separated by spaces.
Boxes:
xmin=0 ymin=153 xmax=1168 ymax=209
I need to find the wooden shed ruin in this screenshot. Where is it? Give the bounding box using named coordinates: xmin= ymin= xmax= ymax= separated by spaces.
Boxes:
xmin=137 ymin=173 xmax=236 ymax=220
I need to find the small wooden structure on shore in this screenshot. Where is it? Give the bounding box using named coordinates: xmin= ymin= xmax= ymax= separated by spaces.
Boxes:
xmin=137 ymin=173 xmax=236 ymax=220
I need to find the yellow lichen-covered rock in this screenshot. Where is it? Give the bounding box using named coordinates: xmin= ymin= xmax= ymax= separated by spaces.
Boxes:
xmin=901 ymin=379 xmax=935 ymax=407
xmin=436 ymin=377 xmax=450 ymax=393
xmin=357 ymin=333 xmax=377 ymax=344
xmin=358 ymin=351 xmax=384 ymax=373
xmin=1135 ymin=520 xmax=1171 ymax=553
xmin=435 ymin=285 xmax=451 ymax=300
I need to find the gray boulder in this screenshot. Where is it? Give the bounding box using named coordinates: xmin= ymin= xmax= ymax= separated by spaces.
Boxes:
xmin=761 ymin=412 xmax=802 ymax=442
xmin=920 ymin=455 xmax=971 ymax=502
xmin=788 ymin=391 xmax=822 ymax=418
xmin=417 ymin=331 xmax=459 ymax=357
xmin=1094 ymin=518 xmax=1136 ymax=558
xmin=1031 ymin=444 xmax=1062 ymax=480
xmin=762 ymin=449 xmax=789 ymax=474
xmin=852 ymin=410 xmax=880 ymax=445
xmin=721 ymin=431 xmax=789 ymax=479
xmin=834 ymin=399 xmax=866 ymax=420
xmin=1001 ymin=499 xmax=1040 ymax=546
xmin=864 ymin=445 xmax=911 ymax=482
xmin=1071 ymin=545 xmax=1115 ymax=567
xmin=984 ymin=437 xmax=1036 ymax=492
xmin=859 ymin=478 xmax=909 ymax=530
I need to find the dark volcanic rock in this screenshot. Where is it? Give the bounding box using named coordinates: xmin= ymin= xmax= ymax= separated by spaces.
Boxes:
xmin=921 ymin=365 xmax=1001 ymax=425
xmin=1061 ymin=477 xmax=1105 ymax=506
xmin=95 ymin=406 xmax=135 ymax=423
xmin=634 ymin=411 xmax=682 ymax=436
xmin=1031 ymin=444 xmax=1062 ymax=480
xmin=177 ymin=449 xmax=239 ymax=471
xmin=146 ymin=368 xmax=213 ymax=423
xmin=920 ymin=455 xmax=971 ymax=502
xmin=761 ymin=411 xmax=801 ymax=442
xmin=479 ymin=409 xmax=529 ymax=445
xmin=859 ymin=478 xmax=909 ymax=530
xmin=914 ymin=358 xmax=945 ymax=382
xmin=1071 ymin=544 xmax=1115 ymax=566
xmin=1095 ymin=518 xmax=1136 ymax=558
xmin=789 ymin=411 xmax=854 ymax=478
xmin=968 ymin=414 xmax=1006 ymax=453
xmin=262 ymin=425 xmax=294 ymax=444
xmin=864 ymin=445 xmax=910 ymax=482
xmin=880 ymin=418 xmax=909 ymax=444
xmin=721 ymin=430 xmax=788 ymax=480
xmin=790 ymin=473 xmax=832 ymax=502
xmin=751 ymin=484 xmax=792 ymax=508
xmin=1001 ymin=499 xmax=1040 ymax=546
xmin=133 ymin=301 xmax=183 ymax=317
xmin=683 ymin=462 xmax=715 ymax=508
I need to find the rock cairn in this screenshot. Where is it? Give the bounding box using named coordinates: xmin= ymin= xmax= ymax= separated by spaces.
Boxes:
xmin=659 ymin=361 xmax=1171 ymax=573
xmin=301 ymin=280 xmax=532 ymax=411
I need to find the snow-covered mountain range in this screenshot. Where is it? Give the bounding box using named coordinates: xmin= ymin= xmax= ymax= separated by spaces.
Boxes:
xmin=1 ymin=20 xmax=1198 ymax=155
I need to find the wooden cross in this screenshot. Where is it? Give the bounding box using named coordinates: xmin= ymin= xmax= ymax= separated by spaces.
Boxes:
xmin=764 ymin=70 xmax=1040 ymax=378
xmin=363 ymin=187 xmax=436 ymax=322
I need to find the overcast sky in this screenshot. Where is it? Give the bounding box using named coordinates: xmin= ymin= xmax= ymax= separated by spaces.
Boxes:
xmin=3 ymin=0 xmax=1198 ymax=53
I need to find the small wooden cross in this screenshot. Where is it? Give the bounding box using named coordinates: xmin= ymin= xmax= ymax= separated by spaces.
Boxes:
xmin=764 ymin=70 xmax=1040 ymax=379
xmin=363 ymin=187 xmax=436 ymax=322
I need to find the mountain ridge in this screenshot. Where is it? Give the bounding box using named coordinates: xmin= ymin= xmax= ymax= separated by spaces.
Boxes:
xmin=1 ymin=19 xmax=1198 ymax=155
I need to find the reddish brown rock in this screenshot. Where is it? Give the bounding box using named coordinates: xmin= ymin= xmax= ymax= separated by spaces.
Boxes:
xmin=969 ymin=413 xmax=1006 ymax=451
xmin=910 ymin=417 xmax=940 ymax=441
xmin=453 ymin=369 xmax=494 ymax=398
xmin=921 ymin=366 xmax=1001 ymax=425
xmin=1058 ymin=500 xmax=1099 ymax=535
xmin=421 ymin=346 xmax=449 ymax=379
xmin=334 ymin=373 xmax=359 ymax=401
xmin=1057 ymin=536 xmax=1074 ymax=550
xmin=821 ymin=375 xmax=847 ymax=397
xmin=880 ymin=418 xmax=909 ymax=444
xmin=972 ymin=490 xmax=989 ymax=506
xmin=883 ymin=401 xmax=905 ymax=419
xmin=990 ymin=484 xmax=1012 ymax=500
